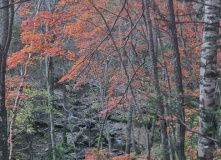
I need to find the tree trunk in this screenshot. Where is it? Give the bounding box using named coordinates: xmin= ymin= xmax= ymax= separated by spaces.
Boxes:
xmin=0 ymin=46 xmax=8 ymax=160
xmin=62 ymin=79 xmax=68 ymax=146
xmin=155 ymin=10 xmax=176 ymax=159
xmin=62 ymin=58 xmax=68 ymax=146
xmin=167 ymin=0 xmax=186 ymax=159
xmin=144 ymin=0 xmax=170 ymax=159
xmin=46 ymin=57 xmax=56 ymax=160
xmin=98 ymin=60 xmax=108 ymax=150
xmin=106 ymin=120 xmax=112 ymax=152
xmin=9 ymin=54 xmax=30 ymax=160
xmin=98 ymin=114 xmax=108 ymax=150
xmin=125 ymin=49 xmax=135 ymax=154
xmin=125 ymin=104 xmax=133 ymax=154
xmin=0 ymin=0 xmax=14 ymax=159
xmin=198 ymin=0 xmax=220 ymax=159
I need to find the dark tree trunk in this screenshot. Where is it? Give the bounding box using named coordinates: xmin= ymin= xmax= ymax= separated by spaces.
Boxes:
xmin=62 ymin=80 xmax=68 ymax=146
xmin=143 ymin=0 xmax=170 ymax=159
xmin=46 ymin=57 xmax=56 ymax=160
xmin=0 ymin=0 xmax=14 ymax=159
xmin=0 ymin=45 xmax=8 ymax=160
xmin=167 ymin=0 xmax=186 ymax=159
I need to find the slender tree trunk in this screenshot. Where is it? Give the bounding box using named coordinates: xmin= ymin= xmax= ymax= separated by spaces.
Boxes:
xmin=155 ymin=13 xmax=176 ymax=160
xmin=62 ymin=79 xmax=68 ymax=146
xmin=153 ymin=8 xmax=177 ymax=159
xmin=46 ymin=57 xmax=56 ymax=160
xmin=106 ymin=120 xmax=112 ymax=152
xmin=118 ymin=19 xmax=133 ymax=154
xmin=9 ymin=54 xmax=31 ymax=160
xmin=143 ymin=0 xmax=170 ymax=159
xmin=156 ymin=16 xmax=177 ymax=160
xmin=125 ymin=49 xmax=135 ymax=154
xmin=125 ymin=103 xmax=133 ymax=154
xmin=158 ymin=32 xmax=176 ymax=160
xmin=98 ymin=114 xmax=108 ymax=150
xmin=98 ymin=60 xmax=108 ymax=150
xmin=103 ymin=60 xmax=112 ymax=152
xmin=167 ymin=0 xmax=186 ymax=159
xmin=62 ymin=59 xmax=68 ymax=146
xmin=198 ymin=1 xmax=220 ymax=159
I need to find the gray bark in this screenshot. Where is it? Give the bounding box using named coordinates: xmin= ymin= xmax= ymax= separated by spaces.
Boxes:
xmin=167 ymin=0 xmax=186 ymax=159
xmin=46 ymin=57 xmax=56 ymax=160
xmin=98 ymin=114 xmax=108 ymax=150
xmin=198 ymin=0 xmax=220 ymax=159
xmin=144 ymin=0 xmax=169 ymax=159
xmin=125 ymin=104 xmax=133 ymax=154
xmin=98 ymin=60 xmax=108 ymax=150
xmin=62 ymin=59 xmax=68 ymax=146
xmin=154 ymin=11 xmax=176 ymax=160
xmin=62 ymin=79 xmax=68 ymax=146
xmin=125 ymin=49 xmax=135 ymax=154
xmin=105 ymin=120 xmax=112 ymax=152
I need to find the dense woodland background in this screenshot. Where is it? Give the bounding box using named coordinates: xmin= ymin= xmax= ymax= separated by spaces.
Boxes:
xmin=0 ymin=0 xmax=221 ymax=159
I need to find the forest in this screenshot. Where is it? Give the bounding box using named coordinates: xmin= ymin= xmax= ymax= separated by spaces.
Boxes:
xmin=0 ymin=0 xmax=220 ymax=160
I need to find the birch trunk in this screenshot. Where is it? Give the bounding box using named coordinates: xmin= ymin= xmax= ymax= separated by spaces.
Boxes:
xmin=198 ymin=0 xmax=220 ymax=159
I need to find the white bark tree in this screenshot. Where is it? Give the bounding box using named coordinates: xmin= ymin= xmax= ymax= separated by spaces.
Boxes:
xmin=198 ymin=0 xmax=220 ymax=159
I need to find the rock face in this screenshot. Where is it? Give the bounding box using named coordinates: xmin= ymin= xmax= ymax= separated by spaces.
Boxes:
xmin=15 ymin=84 xmax=151 ymax=160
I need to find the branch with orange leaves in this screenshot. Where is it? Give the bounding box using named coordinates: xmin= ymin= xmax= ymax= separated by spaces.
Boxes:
xmin=59 ymin=0 xmax=128 ymax=83
xmin=90 ymin=0 xmax=149 ymax=120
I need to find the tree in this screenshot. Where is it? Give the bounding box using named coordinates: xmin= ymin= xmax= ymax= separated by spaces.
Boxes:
xmin=143 ymin=0 xmax=169 ymax=159
xmin=166 ymin=0 xmax=186 ymax=159
xmin=0 ymin=0 xmax=14 ymax=159
xmin=198 ymin=0 xmax=220 ymax=159
xmin=9 ymin=54 xmax=31 ymax=160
